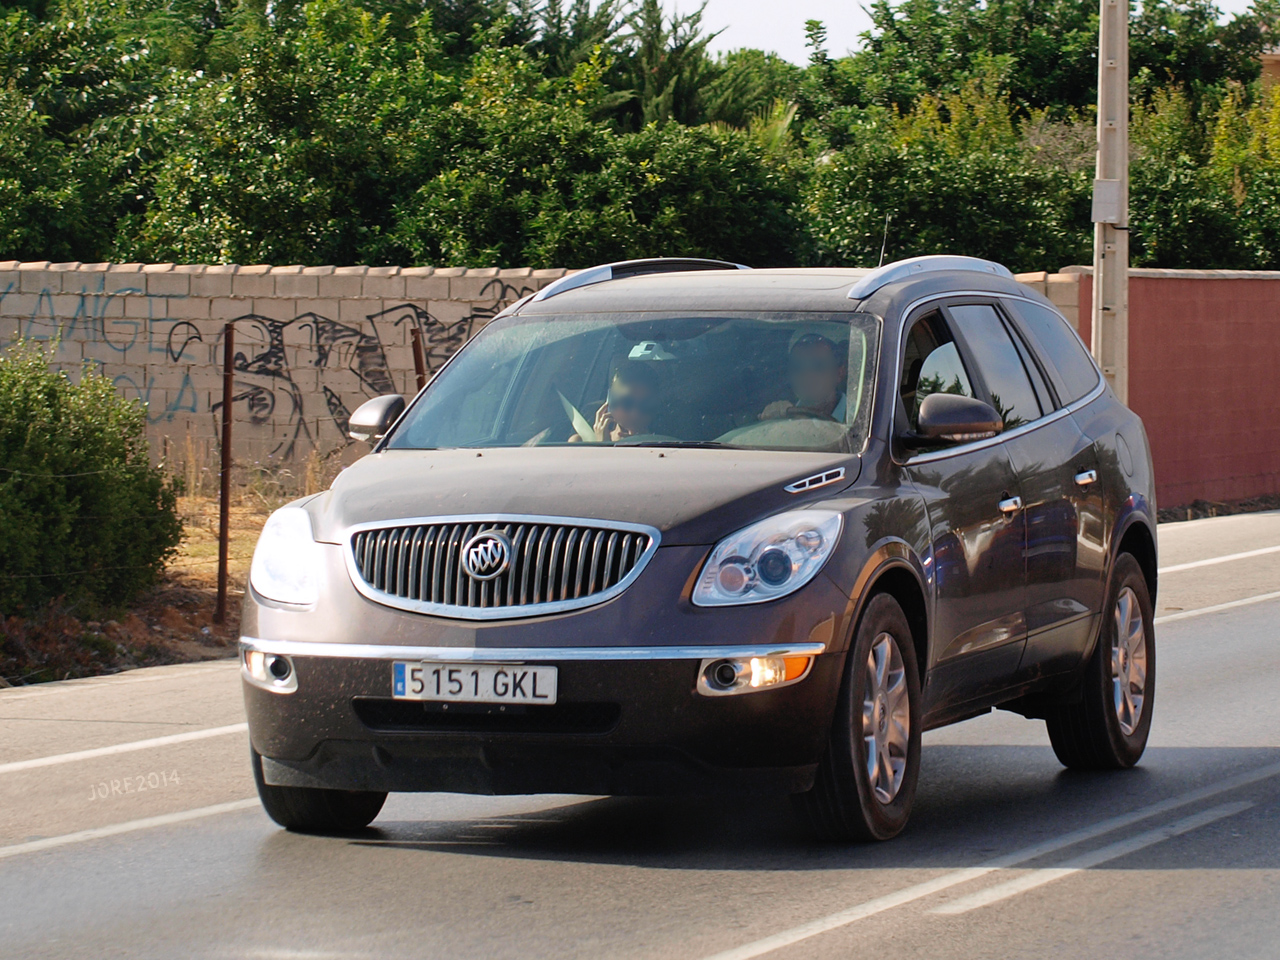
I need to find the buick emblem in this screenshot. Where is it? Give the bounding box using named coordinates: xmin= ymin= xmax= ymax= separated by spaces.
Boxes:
xmin=461 ymin=531 xmax=512 ymax=581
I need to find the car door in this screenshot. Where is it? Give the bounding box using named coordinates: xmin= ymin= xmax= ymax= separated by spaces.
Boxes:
xmin=896 ymin=309 xmax=1028 ymax=719
xmin=1000 ymin=297 xmax=1109 ymax=676
xmin=948 ymin=300 xmax=1102 ymax=680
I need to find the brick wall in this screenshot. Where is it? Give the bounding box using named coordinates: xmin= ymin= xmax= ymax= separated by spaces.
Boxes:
xmin=0 ymin=261 xmax=565 ymax=491
xmin=1067 ymin=268 xmax=1280 ymax=507
xmin=1 ymin=261 xmax=1275 ymax=507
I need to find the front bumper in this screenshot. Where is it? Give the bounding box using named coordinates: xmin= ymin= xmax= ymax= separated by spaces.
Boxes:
xmin=242 ymin=543 xmax=854 ymax=796
xmin=243 ymin=639 xmax=844 ymax=796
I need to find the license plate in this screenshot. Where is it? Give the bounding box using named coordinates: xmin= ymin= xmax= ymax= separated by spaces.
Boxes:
xmin=392 ymin=662 xmax=558 ymax=704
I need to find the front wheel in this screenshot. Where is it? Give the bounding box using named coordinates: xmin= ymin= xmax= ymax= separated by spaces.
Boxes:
xmin=1045 ymin=552 xmax=1155 ymax=769
xmin=795 ymin=593 xmax=923 ymax=841
xmin=252 ymin=748 xmax=387 ymax=834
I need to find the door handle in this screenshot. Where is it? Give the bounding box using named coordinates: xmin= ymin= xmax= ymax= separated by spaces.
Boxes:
xmin=998 ymin=496 xmax=1023 ymax=516
xmin=1074 ymin=469 xmax=1098 ymax=487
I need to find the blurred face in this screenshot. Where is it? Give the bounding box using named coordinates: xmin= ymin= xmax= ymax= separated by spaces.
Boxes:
xmin=789 ymin=342 xmax=845 ymax=408
xmin=607 ymin=380 xmax=655 ymax=434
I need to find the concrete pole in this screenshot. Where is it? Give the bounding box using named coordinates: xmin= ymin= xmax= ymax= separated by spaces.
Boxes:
xmin=1091 ymin=0 xmax=1130 ymax=403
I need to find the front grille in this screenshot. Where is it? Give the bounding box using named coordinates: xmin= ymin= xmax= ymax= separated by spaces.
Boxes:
xmin=348 ymin=517 xmax=657 ymax=617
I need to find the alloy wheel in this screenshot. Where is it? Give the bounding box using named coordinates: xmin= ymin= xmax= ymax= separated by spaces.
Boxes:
xmin=862 ymin=632 xmax=910 ymax=803
xmin=1111 ymin=586 xmax=1148 ymax=736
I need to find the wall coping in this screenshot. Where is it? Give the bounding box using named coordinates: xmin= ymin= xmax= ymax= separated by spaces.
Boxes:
xmin=0 ymin=260 xmax=572 ymax=279
xmin=1059 ymin=265 xmax=1280 ymax=279
xmin=10 ymin=260 xmax=1280 ymax=281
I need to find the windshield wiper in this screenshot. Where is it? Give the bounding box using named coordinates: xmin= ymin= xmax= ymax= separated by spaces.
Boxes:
xmin=623 ymin=440 xmax=735 ymax=449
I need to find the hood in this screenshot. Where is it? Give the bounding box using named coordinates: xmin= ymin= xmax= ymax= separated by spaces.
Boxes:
xmin=309 ymin=447 xmax=860 ymax=546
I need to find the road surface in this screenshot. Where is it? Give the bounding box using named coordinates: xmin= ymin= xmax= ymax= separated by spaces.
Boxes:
xmin=1 ymin=511 xmax=1278 ymax=959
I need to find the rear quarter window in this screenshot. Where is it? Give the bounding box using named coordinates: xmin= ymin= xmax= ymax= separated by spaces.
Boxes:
xmin=1005 ymin=299 xmax=1101 ymax=404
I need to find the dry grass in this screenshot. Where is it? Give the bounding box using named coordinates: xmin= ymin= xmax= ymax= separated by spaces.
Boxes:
xmin=0 ymin=496 xmax=273 ymax=686
xmin=1158 ymin=495 xmax=1280 ymax=524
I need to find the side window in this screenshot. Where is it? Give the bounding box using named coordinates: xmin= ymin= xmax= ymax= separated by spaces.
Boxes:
xmin=899 ymin=312 xmax=974 ymax=432
xmin=947 ymin=303 xmax=1043 ymax=431
xmin=1006 ymin=299 xmax=1101 ymax=404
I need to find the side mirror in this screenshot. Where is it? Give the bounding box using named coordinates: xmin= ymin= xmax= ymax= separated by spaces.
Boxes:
xmin=348 ymin=394 xmax=406 ymax=443
xmin=908 ymin=393 xmax=1003 ymax=446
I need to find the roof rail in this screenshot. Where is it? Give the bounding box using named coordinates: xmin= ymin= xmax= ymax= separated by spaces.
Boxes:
xmin=530 ymin=257 xmax=750 ymax=303
xmin=846 ymin=255 xmax=1014 ymax=302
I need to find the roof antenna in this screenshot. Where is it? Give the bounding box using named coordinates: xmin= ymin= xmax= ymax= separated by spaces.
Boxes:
xmin=878 ymin=212 xmax=892 ymax=267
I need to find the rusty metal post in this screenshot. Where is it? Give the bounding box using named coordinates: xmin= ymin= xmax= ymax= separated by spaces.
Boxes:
xmin=214 ymin=321 xmax=235 ymax=625
xmin=410 ymin=326 xmax=428 ymax=391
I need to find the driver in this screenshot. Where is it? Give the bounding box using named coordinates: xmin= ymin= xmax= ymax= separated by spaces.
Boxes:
xmin=759 ymin=333 xmax=848 ymax=422
xmin=569 ymin=360 xmax=660 ymax=443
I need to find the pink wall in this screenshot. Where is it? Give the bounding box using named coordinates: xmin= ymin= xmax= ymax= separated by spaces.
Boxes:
xmin=1078 ymin=275 xmax=1280 ymax=507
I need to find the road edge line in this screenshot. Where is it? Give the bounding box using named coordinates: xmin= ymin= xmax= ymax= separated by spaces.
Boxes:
xmin=1159 ymin=544 xmax=1280 ymax=574
xmin=1155 ymin=591 xmax=1280 ymax=625
xmin=697 ymin=761 xmax=1280 ymax=960
xmin=931 ymin=800 xmax=1254 ymax=915
xmin=0 ymin=799 xmax=260 ymax=861
xmin=0 ymin=723 xmax=249 ymax=776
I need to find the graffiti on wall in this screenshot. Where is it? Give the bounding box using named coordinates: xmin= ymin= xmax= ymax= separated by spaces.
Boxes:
xmin=0 ymin=275 xmax=537 ymax=461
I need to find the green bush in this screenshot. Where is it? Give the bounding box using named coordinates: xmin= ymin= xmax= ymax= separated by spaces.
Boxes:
xmin=0 ymin=343 xmax=183 ymax=615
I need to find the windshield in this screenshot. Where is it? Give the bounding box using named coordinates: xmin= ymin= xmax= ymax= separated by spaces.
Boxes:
xmin=385 ymin=311 xmax=880 ymax=453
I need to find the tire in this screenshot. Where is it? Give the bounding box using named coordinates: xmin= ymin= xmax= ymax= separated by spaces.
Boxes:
xmin=251 ymin=748 xmax=387 ymax=834
xmin=795 ymin=592 xmax=923 ymax=841
xmin=1046 ymin=552 xmax=1155 ymax=770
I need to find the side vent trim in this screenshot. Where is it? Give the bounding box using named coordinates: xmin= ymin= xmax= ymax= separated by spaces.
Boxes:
xmin=784 ymin=468 xmax=846 ymax=494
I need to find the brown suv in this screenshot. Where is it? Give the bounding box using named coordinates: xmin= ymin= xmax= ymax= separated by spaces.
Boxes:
xmin=241 ymin=256 xmax=1158 ymax=841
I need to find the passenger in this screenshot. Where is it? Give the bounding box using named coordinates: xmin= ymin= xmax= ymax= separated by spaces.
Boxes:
xmin=760 ymin=333 xmax=848 ymax=422
xmin=569 ymin=360 xmax=660 ymax=443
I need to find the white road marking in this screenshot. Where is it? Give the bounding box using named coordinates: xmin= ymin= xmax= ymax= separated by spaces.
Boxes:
xmin=698 ymin=761 xmax=1280 ymax=960
xmin=931 ymin=801 xmax=1254 ymax=915
xmin=1158 ymin=544 xmax=1280 ymax=574
xmin=1155 ymin=590 xmax=1280 ymax=625
xmin=0 ymin=799 xmax=259 ymax=861
xmin=0 ymin=660 xmax=236 ymax=703
xmin=0 ymin=723 xmax=248 ymax=775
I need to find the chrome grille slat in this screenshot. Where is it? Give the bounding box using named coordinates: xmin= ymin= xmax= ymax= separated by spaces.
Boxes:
xmin=349 ymin=517 xmax=655 ymax=617
xmin=601 ymin=531 xmax=619 ymax=590
xmin=393 ymin=527 xmax=409 ymax=598
xmin=575 ymin=529 xmax=593 ymax=598
xmin=418 ymin=526 xmax=438 ymax=602
xmin=533 ymin=526 xmax=553 ymax=605
xmin=506 ymin=525 xmax=528 ymax=607
xmin=559 ymin=528 xmax=580 ymax=601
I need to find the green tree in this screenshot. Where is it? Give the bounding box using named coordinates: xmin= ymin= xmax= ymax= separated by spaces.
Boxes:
xmin=803 ymin=76 xmax=1091 ymax=271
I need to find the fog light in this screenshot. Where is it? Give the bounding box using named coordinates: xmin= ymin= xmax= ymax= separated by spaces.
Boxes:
xmin=242 ymin=648 xmax=297 ymax=693
xmin=713 ymin=660 xmax=740 ymax=687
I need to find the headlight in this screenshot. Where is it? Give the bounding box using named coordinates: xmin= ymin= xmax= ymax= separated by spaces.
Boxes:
xmin=249 ymin=507 xmax=322 ymax=606
xmin=692 ymin=510 xmax=843 ymax=607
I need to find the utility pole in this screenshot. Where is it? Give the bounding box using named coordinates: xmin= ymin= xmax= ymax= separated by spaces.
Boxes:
xmin=1091 ymin=0 xmax=1130 ymax=404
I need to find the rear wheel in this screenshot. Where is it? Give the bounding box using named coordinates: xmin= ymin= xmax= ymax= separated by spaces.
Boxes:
xmin=252 ymin=748 xmax=387 ymax=833
xmin=796 ymin=593 xmax=922 ymax=841
xmin=1045 ymin=552 xmax=1155 ymax=769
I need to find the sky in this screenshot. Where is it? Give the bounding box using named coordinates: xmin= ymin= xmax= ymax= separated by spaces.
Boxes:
xmin=667 ymin=0 xmax=1263 ymax=65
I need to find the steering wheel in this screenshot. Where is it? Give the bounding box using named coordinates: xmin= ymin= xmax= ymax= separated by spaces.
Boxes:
xmin=784 ymin=408 xmax=839 ymax=423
